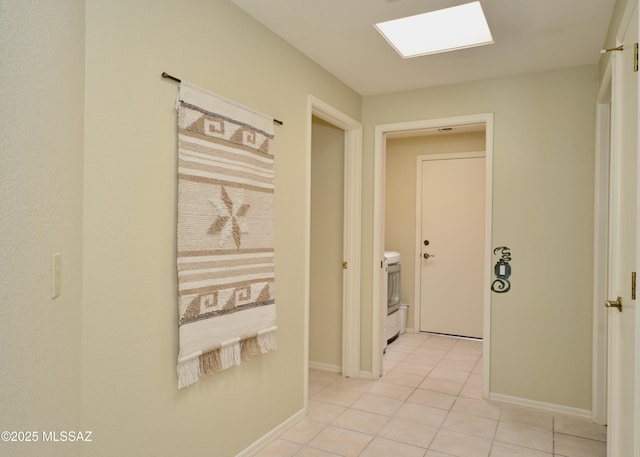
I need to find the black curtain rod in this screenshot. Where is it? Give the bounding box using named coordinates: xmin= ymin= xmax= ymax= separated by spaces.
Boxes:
xmin=162 ymin=72 xmax=283 ymax=126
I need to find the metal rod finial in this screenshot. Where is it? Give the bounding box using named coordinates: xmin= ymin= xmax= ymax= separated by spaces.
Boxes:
xmin=162 ymin=72 xmax=181 ymax=83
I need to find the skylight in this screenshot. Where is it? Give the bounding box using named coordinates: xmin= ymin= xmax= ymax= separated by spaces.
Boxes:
xmin=375 ymin=1 xmax=494 ymax=58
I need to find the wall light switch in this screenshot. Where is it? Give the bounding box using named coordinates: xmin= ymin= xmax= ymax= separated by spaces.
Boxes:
xmin=52 ymin=253 xmax=61 ymax=299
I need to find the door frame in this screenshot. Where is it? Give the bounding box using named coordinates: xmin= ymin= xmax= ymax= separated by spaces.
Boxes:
xmin=373 ymin=113 xmax=493 ymax=398
xmin=415 ymin=151 xmax=486 ymax=337
xmin=304 ymin=95 xmax=362 ymax=403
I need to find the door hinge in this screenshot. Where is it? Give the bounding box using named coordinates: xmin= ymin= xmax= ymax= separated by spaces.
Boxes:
xmin=635 ymin=43 xmax=638 ymax=72
xmin=632 ymin=272 xmax=637 ymax=300
xmin=342 ymin=261 xmax=348 ymax=270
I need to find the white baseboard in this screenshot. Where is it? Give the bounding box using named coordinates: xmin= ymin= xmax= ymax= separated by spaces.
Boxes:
xmin=308 ymin=362 xmax=376 ymax=379
xmin=489 ymin=392 xmax=592 ymax=419
xmin=359 ymin=370 xmax=378 ymax=379
xmin=235 ymin=408 xmax=306 ymax=457
xmin=308 ymin=361 xmax=341 ymax=373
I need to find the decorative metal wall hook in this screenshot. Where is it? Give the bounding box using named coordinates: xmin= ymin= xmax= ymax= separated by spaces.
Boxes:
xmin=491 ymin=246 xmax=512 ymax=293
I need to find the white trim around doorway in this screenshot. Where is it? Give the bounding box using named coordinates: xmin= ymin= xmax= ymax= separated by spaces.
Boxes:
xmin=305 ymin=96 xmax=362 ymax=406
xmin=373 ymin=113 xmax=494 ymax=399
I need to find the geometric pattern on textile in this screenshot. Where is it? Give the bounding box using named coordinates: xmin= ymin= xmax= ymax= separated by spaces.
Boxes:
xmin=176 ymin=82 xmax=277 ymax=389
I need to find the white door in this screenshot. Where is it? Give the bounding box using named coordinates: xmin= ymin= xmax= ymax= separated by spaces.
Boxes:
xmin=607 ymin=4 xmax=638 ymax=455
xmin=419 ymin=154 xmax=485 ymax=338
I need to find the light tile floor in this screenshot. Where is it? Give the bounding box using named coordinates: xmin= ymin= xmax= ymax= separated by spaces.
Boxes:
xmin=255 ymin=332 xmax=606 ymax=457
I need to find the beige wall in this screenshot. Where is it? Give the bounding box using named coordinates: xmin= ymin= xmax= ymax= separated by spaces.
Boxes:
xmin=309 ymin=117 xmax=344 ymax=369
xmin=81 ymin=1 xmax=360 ymax=455
xmin=0 ymin=1 xmax=85 ymax=456
xmin=385 ymin=132 xmax=486 ymax=330
xmin=0 ymin=1 xmax=360 ymax=457
xmin=363 ymin=65 xmax=598 ymax=410
xmin=82 ymin=1 xmax=361 ymax=455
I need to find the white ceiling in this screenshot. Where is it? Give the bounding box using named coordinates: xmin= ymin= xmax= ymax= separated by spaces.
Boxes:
xmin=229 ymin=0 xmax=616 ymax=96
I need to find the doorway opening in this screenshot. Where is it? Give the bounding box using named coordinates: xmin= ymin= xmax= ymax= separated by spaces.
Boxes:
xmin=309 ymin=116 xmax=345 ymax=373
xmin=373 ymin=113 xmax=494 ymax=398
xmin=304 ymin=96 xmax=362 ymax=404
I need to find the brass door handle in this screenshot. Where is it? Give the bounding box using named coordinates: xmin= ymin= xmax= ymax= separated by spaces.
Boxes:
xmin=605 ymin=296 xmax=623 ymax=312
xmin=423 ymin=253 xmax=435 ymax=259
